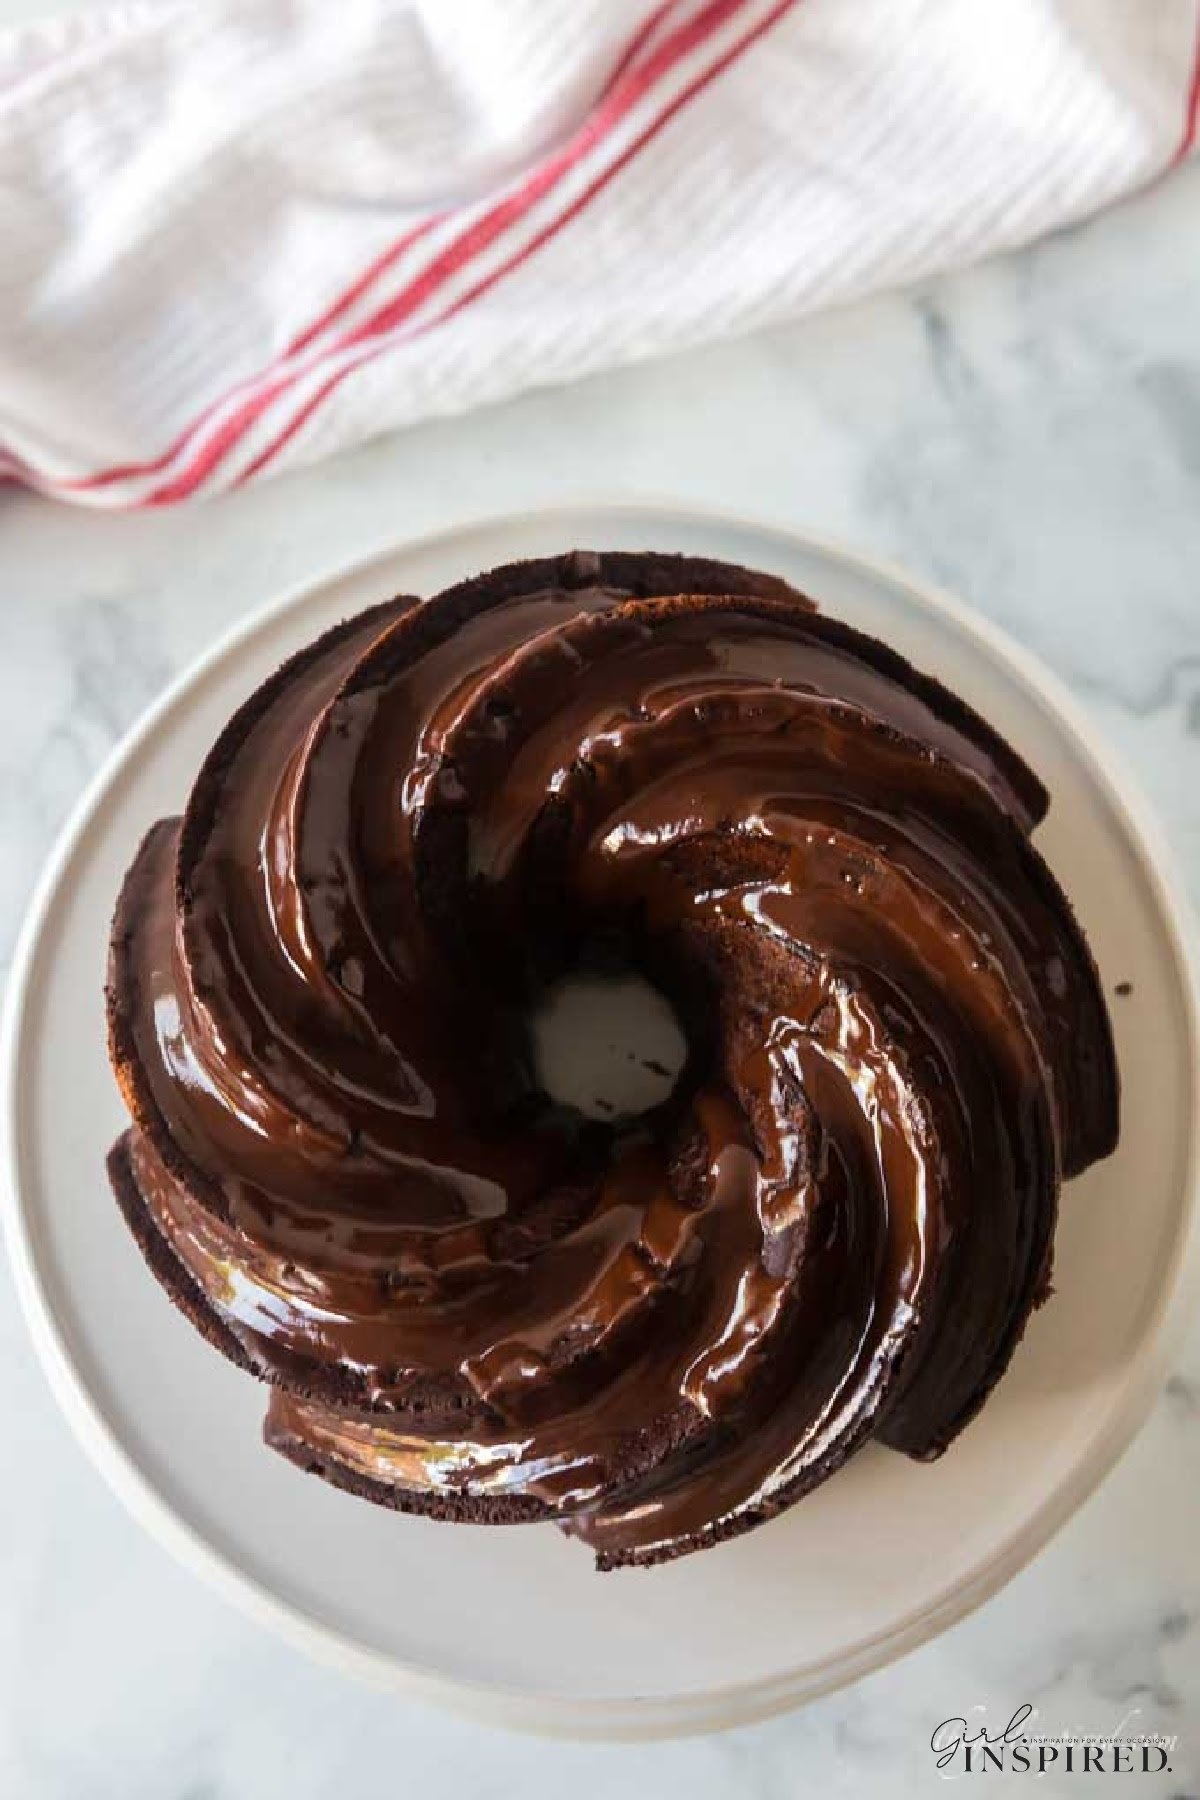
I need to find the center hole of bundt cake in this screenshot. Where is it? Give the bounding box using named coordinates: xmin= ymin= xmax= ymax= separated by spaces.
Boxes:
xmin=530 ymin=972 xmax=687 ymax=1122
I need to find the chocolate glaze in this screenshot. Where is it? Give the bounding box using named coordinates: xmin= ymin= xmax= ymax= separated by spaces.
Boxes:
xmin=106 ymin=550 xmax=1119 ymax=1567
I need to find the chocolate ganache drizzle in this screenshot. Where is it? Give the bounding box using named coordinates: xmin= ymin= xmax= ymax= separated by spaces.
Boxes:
xmin=106 ymin=550 xmax=1119 ymax=1567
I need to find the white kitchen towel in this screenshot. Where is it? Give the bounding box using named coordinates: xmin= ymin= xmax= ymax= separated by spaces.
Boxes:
xmin=1 ymin=0 xmax=1197 ymax=508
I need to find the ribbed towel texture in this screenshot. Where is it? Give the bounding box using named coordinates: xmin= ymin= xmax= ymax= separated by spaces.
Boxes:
xmin=1 ymin=0 xmax=1197 ymax=506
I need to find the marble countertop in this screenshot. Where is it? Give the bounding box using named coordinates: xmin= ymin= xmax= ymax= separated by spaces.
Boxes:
xmin=1 ymin=158 xmax=1198 ymax=1798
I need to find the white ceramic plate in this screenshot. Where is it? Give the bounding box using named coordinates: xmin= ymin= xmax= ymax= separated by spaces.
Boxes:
xmin=4 ymin=504 xmax=1198 ymax=1739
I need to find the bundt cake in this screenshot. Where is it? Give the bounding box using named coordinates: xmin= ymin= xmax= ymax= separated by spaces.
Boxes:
xmin=105 ymin=549 xmax=1119 ymax=1568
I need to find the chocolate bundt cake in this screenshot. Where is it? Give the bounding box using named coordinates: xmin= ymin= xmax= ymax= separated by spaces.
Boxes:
xmin=106 ymin=549 xmax=1119 ymax=1569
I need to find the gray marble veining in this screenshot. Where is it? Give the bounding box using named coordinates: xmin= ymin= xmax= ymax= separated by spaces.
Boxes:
xmin=0 ymin=158 xmax=1197 ymax=1799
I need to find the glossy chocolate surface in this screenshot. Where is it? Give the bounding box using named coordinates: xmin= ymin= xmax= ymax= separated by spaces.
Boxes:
xmin=107 ymin=551 xmax=1119 ymax=1566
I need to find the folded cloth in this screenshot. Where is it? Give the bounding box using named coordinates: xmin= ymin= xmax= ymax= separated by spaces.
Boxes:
xmin=0 ymin=0 xmax=1196 ymax=508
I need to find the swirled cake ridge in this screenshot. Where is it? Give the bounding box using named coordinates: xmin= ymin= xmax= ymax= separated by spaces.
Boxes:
xmin=105 ymin=550 xmax=1119 ymax=1568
